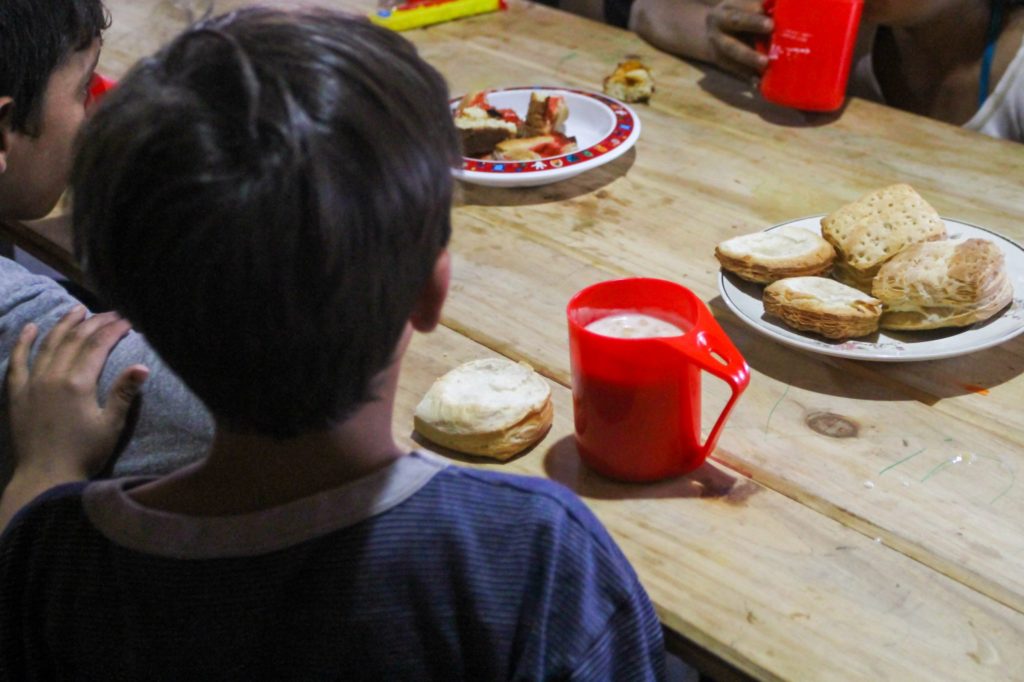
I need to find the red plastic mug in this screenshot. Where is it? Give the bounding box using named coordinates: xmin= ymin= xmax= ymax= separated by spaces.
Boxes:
xmin=566 ymin=278 xmax=750 ymax=482
xmin=758 ymin=0 xmax=864 ymax=112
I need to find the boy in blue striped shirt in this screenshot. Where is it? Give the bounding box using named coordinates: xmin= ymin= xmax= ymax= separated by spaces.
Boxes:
xmin=0 ymin=8 xmax=665 ymax=679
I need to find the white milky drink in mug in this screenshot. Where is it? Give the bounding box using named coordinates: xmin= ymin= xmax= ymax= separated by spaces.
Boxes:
xmin=584 ymin=312 xmax=687 ymax=339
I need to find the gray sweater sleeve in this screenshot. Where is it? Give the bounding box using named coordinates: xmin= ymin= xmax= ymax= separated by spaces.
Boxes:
xmin=0 ymin=257 xmax=213 ymax=487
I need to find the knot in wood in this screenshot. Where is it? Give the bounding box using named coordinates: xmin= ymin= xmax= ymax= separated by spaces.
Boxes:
xmin=805 ymin=411 xmax=859 ymax=438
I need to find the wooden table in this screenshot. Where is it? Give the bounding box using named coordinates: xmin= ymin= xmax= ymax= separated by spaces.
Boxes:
xmin=13 ymin=1 xmax=1024 ymax=679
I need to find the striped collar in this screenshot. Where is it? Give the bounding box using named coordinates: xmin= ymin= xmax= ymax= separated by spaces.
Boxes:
xmin=84 ymin=450 xmax=449 ymax=559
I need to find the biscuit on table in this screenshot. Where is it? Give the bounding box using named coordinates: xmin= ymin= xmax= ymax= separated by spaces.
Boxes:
xmin=763 ymin=276 xmax=883 ymax=340
xmin=873 ymin=238 xmax=1014 ymax=330
xmin=821 ymin=184 xmax=946 ymax=292
xmin=715 ymin=226 xmax=836 ymax=284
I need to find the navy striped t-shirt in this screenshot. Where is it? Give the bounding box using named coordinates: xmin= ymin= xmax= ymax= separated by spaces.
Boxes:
xmin=0 ymin=451 xmax=665 ymax=680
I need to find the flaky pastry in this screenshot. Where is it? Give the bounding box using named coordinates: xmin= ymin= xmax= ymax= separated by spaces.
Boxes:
xmin=873 ymin=238 xmax=1014 ymax=330
xmin=764 ymin=276 xmax=883 ymax=340
xmin=715 ymin=226 xmax=836 ymax=284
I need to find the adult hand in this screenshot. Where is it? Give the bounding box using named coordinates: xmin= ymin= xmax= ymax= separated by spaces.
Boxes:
xmin=6 ymin=306 xmax=149 ymax=482
xmin=706 ymin=0 xmax=774 ymax=81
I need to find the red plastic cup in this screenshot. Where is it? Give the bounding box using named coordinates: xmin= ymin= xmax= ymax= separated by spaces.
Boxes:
xmin=566 ymin=278 xmax=750 ymax=482
xmin=86 ymin=73 xmax=117 ymax=108
xmin=759 ymin=0 xmax=864 ymax=112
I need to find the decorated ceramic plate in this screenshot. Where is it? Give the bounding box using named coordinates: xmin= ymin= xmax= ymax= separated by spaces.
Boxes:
xmin=718 ymin=216 xmax=1024 ymax=362
xmin=451 ymin=87 xmax=641 ymax=188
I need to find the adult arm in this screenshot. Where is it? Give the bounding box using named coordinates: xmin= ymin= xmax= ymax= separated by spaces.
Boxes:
xmin=629 ymin=0 xmax=717 ymax=61
xmin=629 ymin=0 xmax=772 ymax=80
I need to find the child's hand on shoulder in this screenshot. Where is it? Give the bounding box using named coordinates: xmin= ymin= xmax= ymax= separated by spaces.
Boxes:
xmin=6 ymin=306 xmax=149 ymax=483
xmin=706 ymin=0 xmax=773 ymax=80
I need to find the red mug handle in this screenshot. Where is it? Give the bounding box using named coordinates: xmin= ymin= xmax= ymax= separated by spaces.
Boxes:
xmin=674 ymin=314 xmax=750 ymax=463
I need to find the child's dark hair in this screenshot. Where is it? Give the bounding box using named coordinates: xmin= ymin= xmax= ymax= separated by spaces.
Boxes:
xmin=72 ymin=7 xmax=460 ymax=437
xmin=0 ymin=0 xmax=108 ymax=134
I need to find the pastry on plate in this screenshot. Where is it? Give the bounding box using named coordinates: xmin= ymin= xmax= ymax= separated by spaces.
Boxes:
xmin=603 ymin=59 xmax=654 ymax=104
xmin=414 ymin=358 xmax=553 ymax=460
xmin=715 ymin=226 xmax=836 ymax=284
xmin=872 ymin=238 xmax=1014 ymax=330
xmin=522 ymin=92 xmax=569 ymax=137
xmin=821 ymin=184 xmax=946 ymax=292
xmin=763 ymin=276 xmax=883 ymax=340
xmin=492 ymin=133 xmax=578 ymax=161
xmin=453 ymin=91 xmax=521 ymax=157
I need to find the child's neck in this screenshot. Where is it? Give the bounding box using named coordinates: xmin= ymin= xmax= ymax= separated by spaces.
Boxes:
xmin=128 ymin=366 xmax=408 ymax=516
xmin=875 ymin=3 xmax=992 ymax=124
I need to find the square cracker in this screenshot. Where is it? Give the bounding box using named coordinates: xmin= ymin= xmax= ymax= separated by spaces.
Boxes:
xmin=820 ymin=184 xmax=946 ymax=273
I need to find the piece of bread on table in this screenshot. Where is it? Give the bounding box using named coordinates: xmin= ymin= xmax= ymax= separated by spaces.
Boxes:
xmin=764 ymin=276 xmax=883 ymax=339
xmin=872 ymin=238 xmax=1014 ymax=330
xmin=414 ymin=358 xmax=553 ymax=460
xmin=603 ymin=59 xmax=655 ymax=104
xmin=821 ymin=184 xmax=946 ymax=292
xmin=715 ymin=226 xmax=836 ymax=284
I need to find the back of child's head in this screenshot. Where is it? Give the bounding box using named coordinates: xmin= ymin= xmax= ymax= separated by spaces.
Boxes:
xmin=0 ymin=0 xmax=108 ymax=135
xmin=72 ymin=7 xmax=460 ymax=438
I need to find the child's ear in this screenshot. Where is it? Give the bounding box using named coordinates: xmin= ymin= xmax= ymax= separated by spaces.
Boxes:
xmin=410 ymin=249 xmax=450 ymax=333
xmin=0 ymin=98 xmax=13 ymax=174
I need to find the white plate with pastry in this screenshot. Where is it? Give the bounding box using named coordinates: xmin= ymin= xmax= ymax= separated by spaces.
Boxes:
xmin=451 ymin=87 xmax=641 ymax=188
xmin=719 ymin=216 xmax=1024 ymax=362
